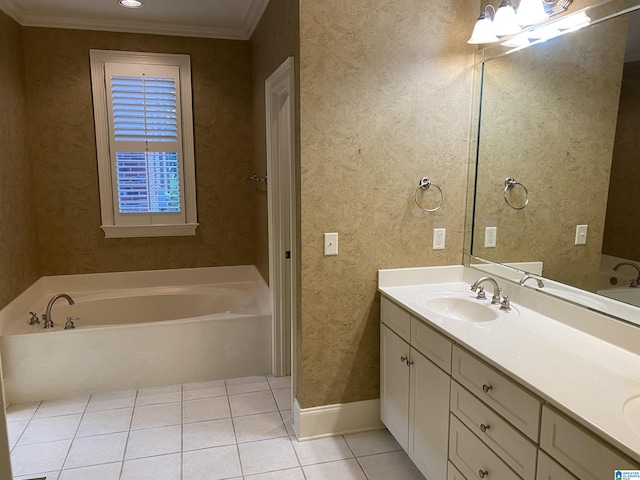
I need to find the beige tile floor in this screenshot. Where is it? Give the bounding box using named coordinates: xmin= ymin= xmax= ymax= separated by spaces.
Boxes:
xmin=6 ymin=375 xmax=426 ymax=480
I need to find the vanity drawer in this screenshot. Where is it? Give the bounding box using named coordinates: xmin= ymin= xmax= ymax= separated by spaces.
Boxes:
xmin=448 ymin=461 xmax=468 ymax=480
xmin=536 ymin=451 xmax=577 ymax=480
xmin=450 ymin=381 xmax=537 ymax=480
xmin=381 ymin=297 xmax=411 ymax=342
xmin=452 ymin=346 xmax=541 ymax=441
xmin=540 ymin=406 xmax=638 ymax=480
xmin=449 ymin=414 xmax=521 ymax=480
xmin=411 ymin=317 xmax=452 ymax=373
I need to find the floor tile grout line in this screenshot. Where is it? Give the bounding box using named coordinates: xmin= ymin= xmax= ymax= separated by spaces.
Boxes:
xmin=7 ymin=403 xmax=39 ymax=453
xmin=118 ymin=387 xmax=139 ymax=480
xmin=57 ymin=395 xmax=91 ymax=474
xmin=224 ymin=379 xmax=245 ymax=478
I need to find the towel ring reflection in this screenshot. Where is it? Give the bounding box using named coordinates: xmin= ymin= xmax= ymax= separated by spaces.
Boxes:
xmin=503 ymin=177 xmax=529 ymax=210
xmin=414 ymin=177 xmax=444 ymax=212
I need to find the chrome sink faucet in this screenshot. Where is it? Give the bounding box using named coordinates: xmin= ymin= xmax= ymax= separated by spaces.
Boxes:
xmin=519 ymin=274 xmax=544 ymax=288
xmin=43 ymin=293 xmax=74 ymax=329
xmin=470 ymin=276 xmax=502 ymax=305
xmin=613 ymin=262 xmax=640 ymax=288
xmin=471 ymin=276 xmax=511 ymax=311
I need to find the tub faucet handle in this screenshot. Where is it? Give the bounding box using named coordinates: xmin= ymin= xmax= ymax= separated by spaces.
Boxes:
xmin=28 ymin=312 xmax=40 ymax=325
xmin=64 ymin=317 xmax=78 ymax=330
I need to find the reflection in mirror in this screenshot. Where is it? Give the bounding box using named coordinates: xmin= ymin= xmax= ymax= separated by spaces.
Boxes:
xmin=469 ymin=0 xmax=640 ymax=324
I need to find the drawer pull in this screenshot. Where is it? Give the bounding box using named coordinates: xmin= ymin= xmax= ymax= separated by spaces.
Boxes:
xmin=478 ymin=469 xmax=489 ymax=478
xmin=480 ymin=423 xmax=490 ymax=433
xmin=482 ymin=384 xmax=493 ymax=394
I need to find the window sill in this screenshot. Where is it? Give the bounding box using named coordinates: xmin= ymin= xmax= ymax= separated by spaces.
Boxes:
xmin=101 ymin=223 xmax=199 ymax=239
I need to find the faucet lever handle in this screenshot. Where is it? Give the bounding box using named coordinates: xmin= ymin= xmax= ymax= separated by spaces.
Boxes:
xmin=28 ymin=312 xmax=40 ymax=325
xmin=500 ymin=296 xmax=511 ymax=311
xmin=64 ymin=317 xmax=78 ymax=330
xmin=491 ymin=288 xmax=502 ymax=305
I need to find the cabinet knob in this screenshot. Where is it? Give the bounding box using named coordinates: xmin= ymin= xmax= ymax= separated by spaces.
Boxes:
xmin=480 ymin=423 xmax=490 ymax=433
xmin=482 ymin=384 xmax=493 ymax=394
xmin=406 ymin=359 xmax=414 ymax=366
xmin=479 ymin=469 xmax=488 ymax=478
xmin=401 ymin=356 xmax=407 ymax=364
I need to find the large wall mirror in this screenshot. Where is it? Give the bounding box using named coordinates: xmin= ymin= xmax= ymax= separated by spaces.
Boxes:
xmin=468 ymin=0 xmax=640 ymax=325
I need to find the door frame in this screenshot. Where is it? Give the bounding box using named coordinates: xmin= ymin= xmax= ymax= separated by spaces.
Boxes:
xmin=265 ymin=56 xmax=297 ymax=379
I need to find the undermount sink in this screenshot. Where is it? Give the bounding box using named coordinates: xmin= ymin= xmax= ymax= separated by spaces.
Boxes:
xmin=417 ymin=292 xmax=518 ymax=322
xmin=623 ymin=395 xmax=640 ymax=436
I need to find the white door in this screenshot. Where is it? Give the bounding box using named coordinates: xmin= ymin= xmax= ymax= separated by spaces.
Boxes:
xmin=266 ymin=57 xmax=296 ymax=377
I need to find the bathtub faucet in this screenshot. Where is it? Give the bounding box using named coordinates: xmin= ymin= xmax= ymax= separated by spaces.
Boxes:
xmin=613 ymin=262 xmax=640 ymax=288
xmin=43 ymin=293 xmax=74 ymax=329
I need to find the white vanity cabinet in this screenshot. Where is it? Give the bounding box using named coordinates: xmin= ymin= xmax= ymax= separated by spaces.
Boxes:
xmin=380 ymin=294 xmax=640 ymax=480
xmin=380 ymin=297 xmax=452 ymax=480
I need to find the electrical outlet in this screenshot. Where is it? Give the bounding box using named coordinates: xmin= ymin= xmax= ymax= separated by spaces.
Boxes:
xmin=575 ymin=225 xmax=588 ymax=245
xmin=433 ymin=228 xmax=446 ymax=250
xmin=485 ymin=227 xmax=497 ymax=248
xmin=324 ymin=232 xmax=338 ymax=255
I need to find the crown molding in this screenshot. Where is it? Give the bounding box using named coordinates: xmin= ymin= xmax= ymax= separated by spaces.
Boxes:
xmin=242 ymin=0 xmax=270 ymax=39
xmin=0 ymin=0 xmax=270 ymax=40
xmin=0 ymin=0 xmax=26 ymax=23
xmin=21 ymin=14 xmax=249 ymax=40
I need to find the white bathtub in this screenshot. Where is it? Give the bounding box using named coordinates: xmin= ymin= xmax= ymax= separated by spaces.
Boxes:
xmin=0 ymin=266 xmax=272 ymax=403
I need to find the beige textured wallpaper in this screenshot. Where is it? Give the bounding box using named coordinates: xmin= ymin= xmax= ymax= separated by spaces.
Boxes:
xmin=22 ymin=28 xmax=255 ymax=275
xmin=603 ymin=60 xmax=640 ymax=261
xmin=250 ymin=0 xmax=300 ymax=284
xmin=472 ymin=18 xmax=627 ymax=292
xmin=0 ymin=12 xmax=41 ymax=309
xmin=298 ymin=0 xmax=479 ymax=408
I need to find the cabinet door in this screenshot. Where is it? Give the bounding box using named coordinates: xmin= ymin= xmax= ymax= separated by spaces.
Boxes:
xmin=536 ymin=451 xmax=578 ymax=480
xmin=409 ymin=347 xmax=450 ymax=480
xmin=540 ymin=407 xmax=638 ymax=480
xmin=380 ymin=324 xmax=410 ymax=450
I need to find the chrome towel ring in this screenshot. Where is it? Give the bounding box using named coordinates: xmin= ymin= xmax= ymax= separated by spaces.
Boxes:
xmin=504 ymin=177 xmax=529 ymax=210
xmin=415 ymin=177 xmax=444 ymax=212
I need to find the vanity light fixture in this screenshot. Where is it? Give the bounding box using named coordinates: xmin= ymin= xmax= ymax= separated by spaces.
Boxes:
xmin=527 ymin=12 xmax=591 ymax=41
xmin=515 ymin=0 xmax=549 ymax=26
xmin=493 ymin=1 xmax=521 ymax=36
xmin=467 ymin=0 xmax=573 ymax=44
xmin=468 ymin=6 xmax=500 ymax=44
xmin=119 ymin=0 xmax=144 ymax=8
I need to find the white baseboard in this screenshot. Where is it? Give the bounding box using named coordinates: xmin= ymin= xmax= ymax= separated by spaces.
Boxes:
xmin=293 ymin=398 xmax=385 ymax=441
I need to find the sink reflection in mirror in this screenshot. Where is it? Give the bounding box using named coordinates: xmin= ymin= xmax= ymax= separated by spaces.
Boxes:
xmin=416 ymin=291 xmax=519 ymax=322
xmin=466 ymin=0 xmax=640 ymax=327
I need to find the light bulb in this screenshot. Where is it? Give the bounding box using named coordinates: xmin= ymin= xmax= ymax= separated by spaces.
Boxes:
xmin=515 ymin=0 xmax=548 ymax=26
xmin=468 ymin=10 xmax=499 ymax=45
xmin=494 ymin=0 xmax=521 ymax=36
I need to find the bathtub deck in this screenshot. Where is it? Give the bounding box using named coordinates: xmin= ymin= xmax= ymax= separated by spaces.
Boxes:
xmin=5 ymin=375 xmax=423 ymax=480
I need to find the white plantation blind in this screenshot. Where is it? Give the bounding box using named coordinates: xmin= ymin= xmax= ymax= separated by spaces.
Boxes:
xmin=90 ymin=50 xmax=197 ymax=238
xmin=111 ymin=75 xmax=178 ymax=143
xmin=105 ymin=63 xmax=185 ymax=219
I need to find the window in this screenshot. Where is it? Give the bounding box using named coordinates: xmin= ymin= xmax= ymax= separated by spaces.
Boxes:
xmin=90 ymin=50 xmax=198 ymax=238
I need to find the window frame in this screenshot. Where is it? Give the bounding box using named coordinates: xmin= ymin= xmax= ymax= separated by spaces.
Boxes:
xmin=90 ymin=50 xmax=198 ymax=238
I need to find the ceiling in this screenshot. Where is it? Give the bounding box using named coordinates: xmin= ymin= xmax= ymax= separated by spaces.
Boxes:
xmin=0 ymin=0 xmax=270 ymax=40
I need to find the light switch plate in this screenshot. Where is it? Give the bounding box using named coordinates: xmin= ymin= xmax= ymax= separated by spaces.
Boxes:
xmin=485 ymin=227 xmax=497 ymax=248
xmin=575 ymin=225 xmax=588 ymax=245
xmin=324 ymin=232 xmax=338 ymax=255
